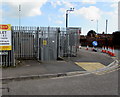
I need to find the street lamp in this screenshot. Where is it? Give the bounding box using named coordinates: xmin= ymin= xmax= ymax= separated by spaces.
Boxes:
xmin=96 ymin=20 xmax=98 ymax=34
xmin=91 ymin=19 xmax=98 ymax=34
xmin=19 ymin=4 xmax=21 ymax=27
xmin=66 ymin=8 xmax=74 ymax=28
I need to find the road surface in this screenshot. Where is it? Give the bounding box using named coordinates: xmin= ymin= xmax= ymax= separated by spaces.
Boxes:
xmin=2 ymin=70 xmax=119 ymax=95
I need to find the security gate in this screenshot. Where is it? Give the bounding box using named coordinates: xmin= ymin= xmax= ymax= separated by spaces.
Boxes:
xmin=0 ymin=26 xmax=80 ymax=67
xmin=37 ymin=27 xmax=58 ymax=61
xmin=12 ymin=27 xmax=60 ymax=61
xmin=13 ymin=26 xmax=36 ymax=59
xmin=58 ymin=27 xmax=80 ymax=57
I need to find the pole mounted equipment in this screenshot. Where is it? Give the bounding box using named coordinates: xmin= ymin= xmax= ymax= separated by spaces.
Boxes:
xmin=66 ymin=8 xmax=74 ymax=28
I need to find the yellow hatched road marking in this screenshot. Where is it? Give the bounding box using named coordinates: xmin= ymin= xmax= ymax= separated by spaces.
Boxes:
xmin=75 ymin=62 xmax=106 ymax=75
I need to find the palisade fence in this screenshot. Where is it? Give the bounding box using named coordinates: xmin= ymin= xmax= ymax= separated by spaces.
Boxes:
xmin=0 ymin=26 xmax=80 ymax=67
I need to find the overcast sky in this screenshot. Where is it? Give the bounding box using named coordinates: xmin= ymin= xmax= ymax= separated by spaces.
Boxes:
xmin=0 ymin=0 xmax=119 ymax=35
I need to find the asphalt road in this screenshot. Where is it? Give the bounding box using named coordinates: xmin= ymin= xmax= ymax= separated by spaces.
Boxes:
xmin=66 ymin=48 xmax=114 ymax=66
xmin=2 ymin=70 xmax=119 ymax=95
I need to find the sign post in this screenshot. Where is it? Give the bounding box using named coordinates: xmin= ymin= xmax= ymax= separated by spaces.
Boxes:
xmin=0 ymin=24 xmax=12 ymax=51
xmin=92 ymin=41 xmax=98 ymax=52
xmin=92 ymin=41 xmax=98 ymax=47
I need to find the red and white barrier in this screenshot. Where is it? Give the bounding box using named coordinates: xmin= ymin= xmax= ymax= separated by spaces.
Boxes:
xmin=111 ymin=47 xmax=115 ymax=56
xmin=86 ymin=45 xmax=89 ymax=50
xmin=102 ymin=46 xmax=104 ymax=52
xmin=101 ymin=46 xmax=116 ymax=57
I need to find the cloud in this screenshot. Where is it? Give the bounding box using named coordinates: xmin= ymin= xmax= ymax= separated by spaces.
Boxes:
xmin=74 ymin=6 xmax=102 ymax=20
xmin=55 ymin=20 xmax=63 ymax=24
xmin=81 ymin=0 xmax=96 ymax=4
xmin=62 ymin=1 xmax=75 ymax=8
xmin=110 ymin=2 xmax=118 ymax=14
xmin=2 ymin=0 xmax=47 ymax=18
xmin=104 ymin=2 xmax=118 ymax=18
xmin=111 ymin=3 xmax=118 ymax=8
xmin=105 ymin=2 xmax=118 ymax=31
xmin=50 ymin=1 xmax=75 ymax=8
xmin=50 ymin=1 xmax=62 ymax=8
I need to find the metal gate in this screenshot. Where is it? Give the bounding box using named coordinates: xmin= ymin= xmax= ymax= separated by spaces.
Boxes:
xmin=37 ymin=27 xmax=58 ymax=61
xmin=0 ymin=26 xmax=80 ymax=67
xmin=58 ymin=27 xmax=80 ymax=57
xmin=12 ymin=26 xmax=60 ymax=61
xmin=13 ymin=26 xmax=37 ymax=60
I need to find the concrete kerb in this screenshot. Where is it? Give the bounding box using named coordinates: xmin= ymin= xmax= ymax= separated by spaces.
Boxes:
xmin=1 ymin=73 xmax=67 ymax=82
xmin=66 ymin=71 xmax=88 ymax=76
xmin=1 ymin=71 xmax=90 ymax=82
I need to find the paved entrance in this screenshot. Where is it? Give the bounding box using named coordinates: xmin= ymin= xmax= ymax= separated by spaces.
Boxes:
xmin=75 ymin=62 xmax=106 ymax=75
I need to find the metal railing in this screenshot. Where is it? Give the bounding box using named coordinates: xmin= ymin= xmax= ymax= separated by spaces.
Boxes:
xmin=0 ymin=26 xmax=80 ymax=67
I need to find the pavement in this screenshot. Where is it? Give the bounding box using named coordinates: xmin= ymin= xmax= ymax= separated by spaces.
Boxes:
xmin=2 ymin=47 xmax=118 ymax=81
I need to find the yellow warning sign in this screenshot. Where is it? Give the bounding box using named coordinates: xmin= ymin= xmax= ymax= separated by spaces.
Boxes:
xmin=0 ymin=46 xmax=12 ymax=50
xmin=43 ymin=40 xmax=47 ymax=45
xmin=0 ymin=24 xmax=12 ymax=50
xmin=0 ymin=24 xmax=11 ymax=31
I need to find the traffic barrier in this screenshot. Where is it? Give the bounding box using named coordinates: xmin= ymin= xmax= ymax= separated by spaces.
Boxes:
xmin=101 ymin=46 xmax=116 ymax=57
xmin=111 ymin=47 xmax=115 ymax=57
xmin=86 ymin=45 xmax=89 ymax=50
xmin=109 ymin=47 xmax=112 ymax=56
xmin=104 ymin=46 xmax=107 ymax=53
xmin=101 ymin=46 xmax=104 ymax=52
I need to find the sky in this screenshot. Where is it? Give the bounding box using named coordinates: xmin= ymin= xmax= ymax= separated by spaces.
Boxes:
xmin=0 ymin=0 xmax=119 ymax=35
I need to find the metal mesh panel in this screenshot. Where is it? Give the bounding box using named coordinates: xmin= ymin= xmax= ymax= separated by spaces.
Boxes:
xmin=59 ymin=27 xmax=80 ymax=57
xmin=13 ymin=26 xmax=37 ymax=59
xmin=38 ymin=27 xmax=58 ymax=61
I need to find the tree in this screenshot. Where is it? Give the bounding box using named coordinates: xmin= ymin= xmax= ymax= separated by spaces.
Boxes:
xmin=87 ymin=30 xmax=96 ymax=37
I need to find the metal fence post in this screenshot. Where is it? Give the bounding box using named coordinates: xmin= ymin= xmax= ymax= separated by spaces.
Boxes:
xmin=48 ymin=27 xmax=50 ymax=61
xmin=11 ymin=26 xmax=15 ymax=66
xmin=35 ymin=27 xmax=39 ymax=60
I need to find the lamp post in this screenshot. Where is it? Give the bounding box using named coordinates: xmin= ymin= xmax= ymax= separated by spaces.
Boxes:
xmin=66 ymin=8 xmax=74 ymax=28
xmin=91 ymin=19 xmax=98 ymax=34
xmin=19 ymin=4 xmax=21 ymax=27
xmin=96 ymin=20 xmax=98 ymax=34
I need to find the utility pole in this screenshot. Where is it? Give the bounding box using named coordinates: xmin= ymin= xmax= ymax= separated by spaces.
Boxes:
xmin=105 ymin=19 xmax=108 ymax=34
xmin=66 ymin=12 xmax=68 ymax=28
xmin=19 ymin=4 xmax=21 ymax=27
